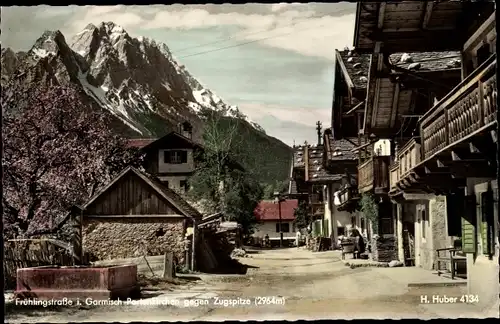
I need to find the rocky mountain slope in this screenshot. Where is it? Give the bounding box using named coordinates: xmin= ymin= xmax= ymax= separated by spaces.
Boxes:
xmin=1 ymin=22 xmax=292 ymax=184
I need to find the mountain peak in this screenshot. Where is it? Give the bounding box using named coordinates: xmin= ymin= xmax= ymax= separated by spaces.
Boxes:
xmin=30 ymin=30 xmax=68 ymax=59
xmin=99 ymin=22 xmax=127 ymax=37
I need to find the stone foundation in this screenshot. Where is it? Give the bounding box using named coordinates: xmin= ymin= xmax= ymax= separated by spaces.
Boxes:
xmin=371 ymin=236 xmax=397 ymax=262
xmin=83 ymin=217 xmax=185 ymax=264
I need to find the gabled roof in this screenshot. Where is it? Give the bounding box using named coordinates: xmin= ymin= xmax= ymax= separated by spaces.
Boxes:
xmin=254 ymin=200 xmax=298 ymax=221
xmin=336 ymin=49 xmax=371 ymax=90
xmin=81 ymin=166 xmax=202 ymax=219
xmin=130 ymin=131 xmax=245 ymax=172
xmin=127 ymin=138 xmax=157 ymax=149
xmin=135 ymin=131 xmax=201 ymax=151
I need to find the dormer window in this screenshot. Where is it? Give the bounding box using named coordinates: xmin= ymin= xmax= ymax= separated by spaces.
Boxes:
xmin=164 ymin=150 xmax=187 ymax=164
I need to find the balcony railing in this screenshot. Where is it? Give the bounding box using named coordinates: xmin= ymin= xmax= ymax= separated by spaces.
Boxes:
xmin=389 ymin=138 xmax=421 ymax=191
xmin=389 ymin=162 xmax=399 ymax=190
xmin=358 ymin=156 xmax=390 ymax=194
xmin=420 ymin=54 xmax=497 ymax=160
xmin=337 ymin=186 xmax=358 ymax=206
xmin=398 ymin=138 xmax=421 ymax=178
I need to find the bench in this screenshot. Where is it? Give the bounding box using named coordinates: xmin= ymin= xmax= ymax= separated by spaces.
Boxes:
xmin=435 ymin=248 xmax=466 ymax=279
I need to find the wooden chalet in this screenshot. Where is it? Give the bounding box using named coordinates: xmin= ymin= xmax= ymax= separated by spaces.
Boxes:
xmin=330 ymin=48 xmax=371 ymax=212
xmin=323 ymin=128 xmax=360 ymax=212
xmin=128 ymin=122 xmax=244 ymax=193
xmin=353 ymin=1 xmax=498 ymax=304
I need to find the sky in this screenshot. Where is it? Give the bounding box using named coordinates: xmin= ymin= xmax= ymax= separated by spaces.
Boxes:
xmin=1 ymin=4 xmax=357 ymax=146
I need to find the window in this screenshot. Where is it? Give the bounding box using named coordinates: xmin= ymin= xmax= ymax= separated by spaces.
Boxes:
xmin=351 ymin=216 xmax=356 ymax=227
xmin=338 ymin=227 xmax=345 ymax=236
xmin=379 ymin=203 xmax=394 ymax=235
xmin=276 ymin=223 xmax=290 ymax=233
xmin=164 ymin=150 xmax=188 ymax=164
xmin=380 ymin=216 xmax=394 ymax=235
xmin=421 ymin=206 xmax=427 ymax=239
xmin=446 ymin=190 xmax=464 ymax=237
xmin=180 ymin=180 xmax=189 ymax=192
xmin=163 ymin=180 xmax=169 ymax=188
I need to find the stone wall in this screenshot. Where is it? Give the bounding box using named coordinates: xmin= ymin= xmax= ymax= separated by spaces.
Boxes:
xmin=371 ymin=236 xmax=397 ymax=262
xmin=419 ymin=195 xmax=449 ymax=270
xmin=83 ymin=217 xmax=186 ymax=265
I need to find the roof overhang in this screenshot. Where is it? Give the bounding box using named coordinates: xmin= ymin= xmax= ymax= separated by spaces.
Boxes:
xmin=335 ymin=50 xmax=355 ymax=91
xmin=353 ymin=1 xmax=494 ymax=54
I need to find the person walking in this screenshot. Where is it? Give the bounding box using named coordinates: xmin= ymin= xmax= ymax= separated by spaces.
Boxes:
xmin=296 ymin=229 xmax=302 ymax=248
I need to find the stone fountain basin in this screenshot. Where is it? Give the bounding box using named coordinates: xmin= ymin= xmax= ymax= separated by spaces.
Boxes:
xmin=15 ymin=264 xmax=139 ymax=301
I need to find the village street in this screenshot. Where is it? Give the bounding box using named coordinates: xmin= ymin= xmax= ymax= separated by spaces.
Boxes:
xmin=6 ymin=247 xmax=491 ymax=322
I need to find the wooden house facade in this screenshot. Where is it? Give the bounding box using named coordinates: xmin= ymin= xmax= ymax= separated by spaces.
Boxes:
xmin=353 ymin=1 xmax=498 ymax=308
xmin=128 ymin=122 xmax=201 ymax=193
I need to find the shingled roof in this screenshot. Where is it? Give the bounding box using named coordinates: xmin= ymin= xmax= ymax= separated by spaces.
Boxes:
xmin=336 ymin=49 xmax=371 ymax=90
xmin=323 ymin=128 xmax=362 ymax=162
xmin=389 ymin=51 xmax=461 ymax=71
xmin=305 ymin=144 xmax=343 ymax=183
xmin=292 ymin=145 xmax=306 ymax=168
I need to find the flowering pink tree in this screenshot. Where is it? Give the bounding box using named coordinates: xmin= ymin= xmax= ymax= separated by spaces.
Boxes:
xmin=2 ymin=84 xmax=143 ymax=238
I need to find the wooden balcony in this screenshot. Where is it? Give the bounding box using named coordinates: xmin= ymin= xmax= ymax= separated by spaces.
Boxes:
xmin=358 ymin=156 xmax=390 ymax=195
xmin=398 ymin=138 xmax=422 ymax=179
xmin=389 ymin=162 xmax=399 ymax=192
xmin=420 ymin=55 xmax=497 ymax=161
xmin=336 ymin=186 xmax=360 ymax=212
xmin=389 ymin=138 xmax=422 ymax=196
xmin=392 ymin=57 xmax=497 ymax=196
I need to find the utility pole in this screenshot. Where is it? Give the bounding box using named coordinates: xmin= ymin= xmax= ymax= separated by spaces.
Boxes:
xmin=274 ymin=191 xmax=286 ymax=247
xmin=316 ymin=121 xmax=322 ymax=145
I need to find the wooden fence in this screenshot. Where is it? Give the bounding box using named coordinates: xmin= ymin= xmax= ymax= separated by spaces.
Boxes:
xmin=3 ymin=239 xmax=76 ymax=290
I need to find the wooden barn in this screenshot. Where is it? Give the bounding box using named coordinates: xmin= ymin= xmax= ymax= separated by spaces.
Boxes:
xmin=72 ymin=166 xmax=202 ymax=268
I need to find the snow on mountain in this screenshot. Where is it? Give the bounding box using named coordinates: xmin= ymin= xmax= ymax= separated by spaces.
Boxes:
xmin=1 ymin=21 xmax=292 ymax=184
xmin=2 ymin=22 xmax=263 ymax=139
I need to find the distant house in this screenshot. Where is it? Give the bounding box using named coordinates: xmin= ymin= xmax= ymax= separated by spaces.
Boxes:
xmin=253 ymin=200 xmax=298 ymax=241
xmin=127 ymin=122 xmax=201 ymax=193
xmin=74 ymin=166 xmax=202 ymax=266
xmin=128 ymin=121 xmax=244 ymax=195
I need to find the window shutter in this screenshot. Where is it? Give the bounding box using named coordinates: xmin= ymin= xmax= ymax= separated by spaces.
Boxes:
xmin=461 ymin=195 xmax=477 ymax=253
xmin=481 ymin=190 xmax=494 ymax=255
xmin=447 ymin=190 xmax=464 ymax=237
xmin=181 ymin=151 xmax=188 ymax=163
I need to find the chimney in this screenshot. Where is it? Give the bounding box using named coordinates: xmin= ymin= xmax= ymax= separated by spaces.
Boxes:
xmin=316 ymin=121 xmax=322 ymax=146
xmin=180 ymin=121 xmax=193 ymax=139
